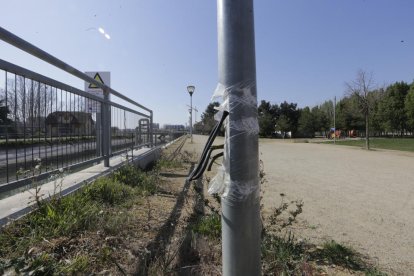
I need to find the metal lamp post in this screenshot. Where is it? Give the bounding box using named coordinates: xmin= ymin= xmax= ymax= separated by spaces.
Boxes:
xmin=334 ymin=96 xmax=336 ymax=144
xmin=187 ymin=85 xmax=195 ymax=143
xmin=218 ymin=1 xmax=261 ymax=275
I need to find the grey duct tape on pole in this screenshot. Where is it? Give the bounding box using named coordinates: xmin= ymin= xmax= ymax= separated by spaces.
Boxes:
xmin=213 ymin=81 xmax=261 ymax=276
xmin=208 ymin=81 xmax=260 ymax=201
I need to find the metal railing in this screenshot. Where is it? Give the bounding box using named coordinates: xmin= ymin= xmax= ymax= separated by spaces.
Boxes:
xmin=0 ymin=27 xmax=156 ymax=196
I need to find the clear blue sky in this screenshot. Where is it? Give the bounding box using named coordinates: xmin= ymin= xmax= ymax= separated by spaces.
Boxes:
xmin=1 ymin=0 xmax=413 ymax=126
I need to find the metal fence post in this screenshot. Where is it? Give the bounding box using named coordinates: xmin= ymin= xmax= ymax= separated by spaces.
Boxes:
xmin=102 ymin=89 xmax=110 ymax=167
xmin=218 ymin=0 xmax=261 ymax=275
xmin=150 ymin=111 xmax=154 ymax=147
xmin=96 ymin=113 xmax=102 ymax=157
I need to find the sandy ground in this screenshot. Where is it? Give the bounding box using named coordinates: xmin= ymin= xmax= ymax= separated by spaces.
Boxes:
xmin=259 ymin=139 xmax=414 ymax=275
xmin=189 ymin=135 xmax=414 ymax=275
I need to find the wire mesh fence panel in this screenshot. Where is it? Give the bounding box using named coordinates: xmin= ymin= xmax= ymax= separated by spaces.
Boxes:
xmin=0 ymin=28 xmax=154 ymax=198
xmin=110 ymin=105 xmax=150 ymax=157
xmin=0 ymin=67 xmax=103 ymax=195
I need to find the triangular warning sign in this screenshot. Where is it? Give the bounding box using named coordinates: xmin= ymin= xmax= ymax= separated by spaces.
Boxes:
xmin=88 ymin=73 xmax=105 ymax=89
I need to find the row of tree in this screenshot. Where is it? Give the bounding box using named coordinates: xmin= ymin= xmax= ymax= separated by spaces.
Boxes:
xmin=194 ymin=71 xmax=414 ymax=146
xmin=259 ymin=74 xmax=414 ymax=141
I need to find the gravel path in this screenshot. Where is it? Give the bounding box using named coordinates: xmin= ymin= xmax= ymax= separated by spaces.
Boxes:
xmin=189 ymin=135 xmax=414 ymax=275
xmin=260 ymin=139 xmax=414 ymax=275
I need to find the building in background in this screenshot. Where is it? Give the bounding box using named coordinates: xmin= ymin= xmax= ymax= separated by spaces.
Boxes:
xmin=45 ymin=111 xmax=95 ymax=136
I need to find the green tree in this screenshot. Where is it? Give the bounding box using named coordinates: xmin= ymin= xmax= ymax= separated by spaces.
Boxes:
xmin=312 ymin=105 xmax=330 ymax=135
xmin=336 ymin=95 xmax=364 ymax=132
xmin=319 ymin=100 xmax=334 ymax=128
xmin=275 ymin=101 xmax=299 ymax=137
xmin=258 ymin=100 xmax=279 ymax=137
xmin=297 ymin=107 xmax=315 ymax=137
xmin=275 ymin=115 xmax=290 ymax=138
xmin=196 ymin=102 xmax=220 ymax=135
xmin=378 ymin=81 xmax=410 ymax=136
xmin=405 ymin=84 xmax=414 ymax=133
xmin=369 ymin=88 xmax=386 ymax=136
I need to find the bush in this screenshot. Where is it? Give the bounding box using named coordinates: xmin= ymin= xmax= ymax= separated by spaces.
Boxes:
xmin=84 ymin=177 xmax=134 ymax=205
xmin=112 ymin=165 xmax=157 ymax=194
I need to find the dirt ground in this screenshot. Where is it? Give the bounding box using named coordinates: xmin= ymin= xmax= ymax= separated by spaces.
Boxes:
xmin=259 ymin=139 xmax=414 ymax=275
xmin=189 ymin=135 xmax=414 ymax=275
xmin=5 ymin=135 xmax=411 ymax=274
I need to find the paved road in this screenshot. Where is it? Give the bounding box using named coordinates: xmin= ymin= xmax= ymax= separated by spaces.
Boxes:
xmin=259 ymin=139 xmax=414 ymax=275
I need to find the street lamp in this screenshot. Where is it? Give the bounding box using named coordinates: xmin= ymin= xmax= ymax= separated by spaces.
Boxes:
xmin=187 ymin=85 xmax=195 ymax=142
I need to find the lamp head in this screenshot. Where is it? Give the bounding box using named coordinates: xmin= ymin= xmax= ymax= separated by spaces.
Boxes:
xmin=187 ymin=85 xmax=195 ymax=96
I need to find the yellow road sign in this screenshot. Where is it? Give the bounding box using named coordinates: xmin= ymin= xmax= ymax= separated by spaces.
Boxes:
xmin=88 ymin=73 xmax=105 ymax=89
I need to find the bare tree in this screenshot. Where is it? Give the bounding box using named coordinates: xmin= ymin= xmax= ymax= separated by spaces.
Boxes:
xmin=345 ymin=70 xmax=376 ymax=149
xmin=3 ymin=76 xmax=51 ymax=121
xmin=1 ymin=75 xmax=59 ymax=137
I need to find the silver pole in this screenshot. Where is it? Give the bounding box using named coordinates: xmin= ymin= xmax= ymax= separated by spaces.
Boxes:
xmin=103 ymin=89 xmax=110 ymax=167
xmin=334 ymin=96 xmax=336 ymax=144
xmin=96 ymin=113 xmax=102 ymax=156
xmin=190 ymin=94 xmax=193 ymax=143
xmin=150 ymin=111 xmax=154 ymax=147
xmin=218 ymin=0 xmax=261 ymax=275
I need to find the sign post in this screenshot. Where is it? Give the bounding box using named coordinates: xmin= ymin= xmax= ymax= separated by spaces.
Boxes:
xmin=84 ymin=72 xmax=110 ymax=164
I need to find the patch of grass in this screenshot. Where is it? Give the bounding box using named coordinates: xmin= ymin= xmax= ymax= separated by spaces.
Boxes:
xmin=326 ymin=138 xmax=414 ymax=152
xmin=0 ymin=161 xmax=170 ymax=274
xmin=102 ymin=211 xmax=130 ymax=235
xmin=261 ymin=232 xmax=306 ymax=275
xmin=365 ymin=267 xmax=388 ymax=276
xmin=112 ymin=165 xmax=158 ymax=194
xmin=84 ymin=177 xmax=135 ymax=205
xmin=315 ymin=240 xmax=365 ymax=270
xmin=60 ymin=255 xmax=89 ymax=274
xmin=156 ymin=158 xmax=183 ymax=170
xmin=0 ymin=175 xmax=137 ymax=262
xmin=0 ymin=253 xmax=89 ymax=275
xmin=192 ymin=214 xmax=221 ymax=239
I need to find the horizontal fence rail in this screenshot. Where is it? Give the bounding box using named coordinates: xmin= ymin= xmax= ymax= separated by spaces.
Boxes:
xmin=0 ymin=27 xmax=184 ymax=198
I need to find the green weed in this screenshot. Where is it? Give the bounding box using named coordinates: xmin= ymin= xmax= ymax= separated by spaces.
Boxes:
xmin=0 ymin=176 xmax=135 ymax=260
xmin=60 ymin=255 xmax=89 ymax=274
xmin=156 ymin=158 xmax=182 ymax=170
xmin=112 ymin=165 xmax=158 ymax=194
xmin=316 ymin=240 xmax=364 ymax=270
xmin=365 ymin=267 xmax=388 ymax=276
xmin=84 ymin=177 xmax=135 ymax=205
xmin=262 ymin=232 xmax=306 ymax=275
xmin=192 ymin=213 xmax=221 ymax=239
